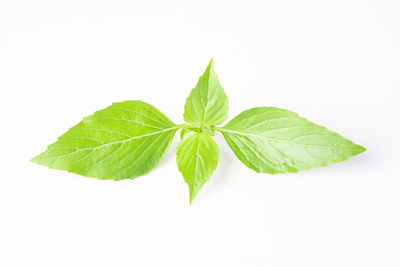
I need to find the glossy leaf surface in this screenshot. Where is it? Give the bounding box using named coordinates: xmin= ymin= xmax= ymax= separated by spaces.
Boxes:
xmin=176 ymin=132 xmax=219 ymax=203
xmin=219 ymin=107 xmax=366 ymax=174
xmin=183 ymin=59 xmax=229 ymax=126
xmin=32 ymin=101 xmax=178 ymax=180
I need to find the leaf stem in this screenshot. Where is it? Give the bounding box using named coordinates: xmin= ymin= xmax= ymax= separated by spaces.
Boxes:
xmin=177 ymin=123 xmax=203 ymax=129
xmin=213 ymin=127 xmax=225 ymax=134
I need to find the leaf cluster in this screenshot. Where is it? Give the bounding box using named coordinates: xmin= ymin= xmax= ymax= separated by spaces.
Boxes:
xmin=32 ymin=59 xmax=365 ymax=203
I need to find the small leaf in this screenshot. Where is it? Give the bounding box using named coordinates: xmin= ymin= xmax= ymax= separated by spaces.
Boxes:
xmin=176 ymin=132 xmax=219 ymax=204
xmin=218 ymin=107 xmax=366 ymax=174
xmin=183 ymin=59 xmax=229 ymax=126
xmin=32 ymin=101 xmax=178 ymax=180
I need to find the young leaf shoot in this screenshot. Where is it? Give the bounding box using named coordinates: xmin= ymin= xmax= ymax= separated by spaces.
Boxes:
xmin=32 ymin=59 xmax=366 ymax=203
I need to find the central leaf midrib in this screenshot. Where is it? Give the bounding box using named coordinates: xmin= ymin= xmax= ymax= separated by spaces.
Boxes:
xmin=54 ymin=126 xmax=179 ymax=154
xmin=217 ymin=128 xmax=336 ymax=148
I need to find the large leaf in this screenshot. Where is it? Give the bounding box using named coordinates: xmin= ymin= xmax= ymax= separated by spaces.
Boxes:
xmin=32 ymin=101 xmax=178 ymax=180
xmin=176 ymin=132 xmax=219 ymax=204
xmin=183 ymin=59 xmax=229 ymax=126
xmin=218 ymin=107 xmax=366 ymax=174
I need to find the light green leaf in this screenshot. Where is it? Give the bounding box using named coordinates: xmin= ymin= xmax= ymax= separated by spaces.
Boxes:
xmin=32 ymin=101 xmax=178 ymax=180
xmin=183 ymin=59 xmax=229 ymax=126
xmin=176 ymin=132 xmax=219 ymax=204
xmin=218 ymin=107 xmax=366 ymax=174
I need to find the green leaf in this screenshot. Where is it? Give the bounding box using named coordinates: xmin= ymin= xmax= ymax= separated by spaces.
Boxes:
xmin=218 ymin=107 xmax=366 ymax=174
xmin=183 ymin=59 xmax=229 ymax=126
xmin=32 ymin=101 xmax=178 ymax=180
xmin=176 ymin=132 xmax=219 ymax=204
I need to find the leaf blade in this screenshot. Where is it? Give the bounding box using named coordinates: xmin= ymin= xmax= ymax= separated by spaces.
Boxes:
xmin=183 ymin=59 xmax=229 ymax=126
xmin=32 ymin=101 xmax=178 ymax=180
xmin=219 ymin=107 xmax=366 ymax=174
xmin=176 ymin=132 xmax=219 ymax=204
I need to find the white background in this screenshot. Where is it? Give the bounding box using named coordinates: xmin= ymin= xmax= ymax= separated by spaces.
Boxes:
xmin=1 ymin=0 xmax=399 ymax=266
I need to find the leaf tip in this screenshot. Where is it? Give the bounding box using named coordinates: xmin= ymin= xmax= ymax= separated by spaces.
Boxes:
xmin=30 ymin=154 xmax=41 ymax=164
xmin=354 ymin=144 xmax=367 ymax=155
xmin=207 ymin=58 xmax=214 ymax=71
xmin=188 ymin=184 xmax=202 ymax=205
xmin=188 ymin=188 xmax=196 ymax=205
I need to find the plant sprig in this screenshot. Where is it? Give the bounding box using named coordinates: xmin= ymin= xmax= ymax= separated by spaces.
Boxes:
xmin=32 ymin=59 xmax=366 ymax=204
